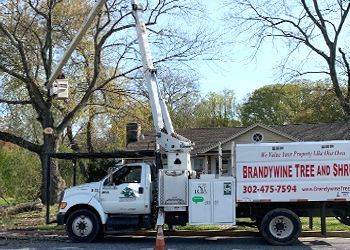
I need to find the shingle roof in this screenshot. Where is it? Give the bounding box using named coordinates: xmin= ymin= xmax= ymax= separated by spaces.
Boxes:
xmin=271 ymin=122 xmax=350 ymax=141
xmin=179 ymin=127 xmax=246 ymax=154
xmin=126 ymin=121 xmax=350 ymax=154
xmin=126 ymin=127 xmax=246 ymax=154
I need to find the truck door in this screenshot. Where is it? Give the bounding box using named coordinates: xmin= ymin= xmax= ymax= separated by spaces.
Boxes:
xmin=100 ymin=165 xmax=150 ymax=214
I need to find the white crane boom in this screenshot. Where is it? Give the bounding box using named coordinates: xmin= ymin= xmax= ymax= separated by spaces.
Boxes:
xmin=131 ymin=0 xmax=193 ymax=171
xmin=47 ymin=0 xmax=108 ymax=90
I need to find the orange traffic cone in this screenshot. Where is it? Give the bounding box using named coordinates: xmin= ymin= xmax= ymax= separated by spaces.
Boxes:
xmin=154 ymin=225 xmax=166 ymax=250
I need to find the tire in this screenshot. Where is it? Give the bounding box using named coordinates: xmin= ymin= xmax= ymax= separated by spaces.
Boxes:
xmin=261 ymin=208 xmax=301 ymax=246
xmin=66 ymin=209 xmax=101 ymax=243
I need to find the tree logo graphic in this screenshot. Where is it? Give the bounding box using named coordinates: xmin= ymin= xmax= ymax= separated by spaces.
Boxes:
xmin=121 ymin=187 xmax=136 ymax=198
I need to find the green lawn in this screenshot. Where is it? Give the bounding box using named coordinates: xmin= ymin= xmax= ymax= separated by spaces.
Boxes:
xmin=0 ymin=205 xmax=63 ymax=231
xmin=1 ymin=200 xmax=349 ymax=233
xmin=177 ymin=217 xmax=350 ymax=232
xmin=0 ymin=197 xmax=15 ymax=206
xmin=301 ymin=217 xmax=350 ymax=231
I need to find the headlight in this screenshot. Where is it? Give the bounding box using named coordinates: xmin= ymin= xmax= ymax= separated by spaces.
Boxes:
xmin=59 ymin=202 xmax=67 ymax=209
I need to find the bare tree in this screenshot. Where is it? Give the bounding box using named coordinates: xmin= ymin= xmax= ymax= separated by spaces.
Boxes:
xmin=134 ymin=67 xmax=200 ymax=111
xmin=226 ymin=0 xmax=350 ymax=116
xmin=0 ymin=0 xmax=216 ymax=204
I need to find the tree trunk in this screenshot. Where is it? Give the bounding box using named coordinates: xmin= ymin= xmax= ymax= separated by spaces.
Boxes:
xmin=40 ymin=134 xmax=65 ymax=205
xmin=1 ymin=201 xmax=43 ymax=216
xmin=87 ymin=113 xmax=95 ymax=153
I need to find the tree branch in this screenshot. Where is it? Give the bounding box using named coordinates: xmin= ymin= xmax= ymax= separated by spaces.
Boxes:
xmin=0 ymin=131 xmax=41 ymax=153
xmin=0 ymin=98 xmax=32 ymax=105
xmin=302 ymin=0 xmax=332 ymax=48
xmin=0 ymin=21 xmax=48 ymax=114
xmin=339 ymin=47 xmax=350 ymax=102
xmin=334 ymin=3 xmax=350 ymax=44
xmin=27 ymin=0 xmax=48 ymax=19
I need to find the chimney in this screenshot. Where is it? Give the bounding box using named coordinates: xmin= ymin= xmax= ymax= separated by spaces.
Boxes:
xmin=126 ymin=122 xmax=141 ymax=145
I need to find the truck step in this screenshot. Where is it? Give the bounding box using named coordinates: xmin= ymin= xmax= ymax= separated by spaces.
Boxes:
xmin=105 ymin=215 xmax=152 ymax=232
xmin=107 ymin=215 xmax=139 ymax=226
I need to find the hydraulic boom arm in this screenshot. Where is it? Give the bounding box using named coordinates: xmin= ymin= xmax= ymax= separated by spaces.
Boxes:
xmin=131 ymin=0 xmax=193 ymax=171
xmin=47 ymin=0 xmax=192 ymax=170
xmin=46 ymin=0 xmax=108 ymax=90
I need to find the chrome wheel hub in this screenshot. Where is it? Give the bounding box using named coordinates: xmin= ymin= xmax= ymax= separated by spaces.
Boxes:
xmin=72 ymin=215 xmax=93 ymax=237
xmin=269 ymin=216 xmax=293 ymax=239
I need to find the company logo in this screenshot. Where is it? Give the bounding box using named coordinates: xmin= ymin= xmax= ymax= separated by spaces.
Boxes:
xmin=119 ymin=187 xmax=136 ymax=202
xmin=121 ymin=187 xmax=136 ymax=198
xmin=194 ymin=183 xmax=207 ymax=194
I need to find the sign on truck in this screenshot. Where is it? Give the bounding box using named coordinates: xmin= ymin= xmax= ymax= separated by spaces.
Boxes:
xmin=236 ymin=141 xmax=350 ymax=202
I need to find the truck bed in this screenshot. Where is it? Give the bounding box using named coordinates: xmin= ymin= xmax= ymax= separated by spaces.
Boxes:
xmin=236 ymin=141 xmax=350 ymax=202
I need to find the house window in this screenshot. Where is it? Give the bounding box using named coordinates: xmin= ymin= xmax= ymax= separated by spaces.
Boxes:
xmin=252 ymin=132 xmax=264 ymax=143
xmin=216 ymin=158 xmax=229 ymax=175
xmin=193 ymin=158 xmax=204 ymax=171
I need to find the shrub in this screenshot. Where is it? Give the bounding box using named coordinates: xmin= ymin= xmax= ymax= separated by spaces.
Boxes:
xmin=86 ymin=159 xmax=118 ymax=182
xmin=0 ymin=148 xmax=41 ymax=202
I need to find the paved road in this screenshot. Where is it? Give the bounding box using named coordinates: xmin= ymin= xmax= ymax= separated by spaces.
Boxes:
xmin=1 ymin=236 xmax=350 ymax=250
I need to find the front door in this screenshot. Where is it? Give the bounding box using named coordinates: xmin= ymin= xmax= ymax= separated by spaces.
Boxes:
xmin=100 ymin=165 xmax=147 ymax=214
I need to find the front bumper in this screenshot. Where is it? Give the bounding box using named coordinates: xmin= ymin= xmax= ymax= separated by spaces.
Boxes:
xmin=57 ymin=212 xmax=65 ymax=225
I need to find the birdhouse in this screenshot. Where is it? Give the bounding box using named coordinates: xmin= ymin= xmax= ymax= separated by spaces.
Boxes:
xmin=50 ymin=78 xmax=69 ymax=99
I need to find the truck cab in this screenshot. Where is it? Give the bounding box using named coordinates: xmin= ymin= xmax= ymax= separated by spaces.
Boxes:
xmin=57 ymin=163 xmax=154 ymax=242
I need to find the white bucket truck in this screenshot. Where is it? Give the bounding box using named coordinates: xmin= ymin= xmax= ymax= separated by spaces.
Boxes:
xmin=53 ymin=0 xmax=350 ymax=246
xmin=57 ymin=140 xmax=350 ymax=245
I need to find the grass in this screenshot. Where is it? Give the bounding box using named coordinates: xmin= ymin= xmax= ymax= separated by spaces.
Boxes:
xmin=1 ymin=199 xmax=349 ymax=233
xmin=0 ymin=197 xmax=15 ymax=206
xmin=176 ymin=225 xmax=230 ymax=231
xmin=0 ymin=205 xmax=63 ymax=232
xmin=301 ymin=217 xmax=350 ymax=231
xmin=37 ymin=223 xmax=65 ymax=232
xmin=2 ymin=213 xmax=349 ymax=233
xmin=177 ymin=217 xmax=350 ymax=232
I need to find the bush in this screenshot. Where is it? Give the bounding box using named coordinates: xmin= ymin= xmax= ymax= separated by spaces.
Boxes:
xmin=0 ymin=148 xmax=41 ymax=202
xmin=58 ymin=158 xmax=88 ymax=187
xmin=86 ymin=159 xmax=118 ymax=182
xmin=58 ymin=158 xmax=116 ymax=187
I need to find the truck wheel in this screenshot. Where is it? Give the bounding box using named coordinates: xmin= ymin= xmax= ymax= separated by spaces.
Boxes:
xmin=66 ymin=209 xmax=101 ymax=243
xmin=261 ymin=208 xmax=301 ymax=245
